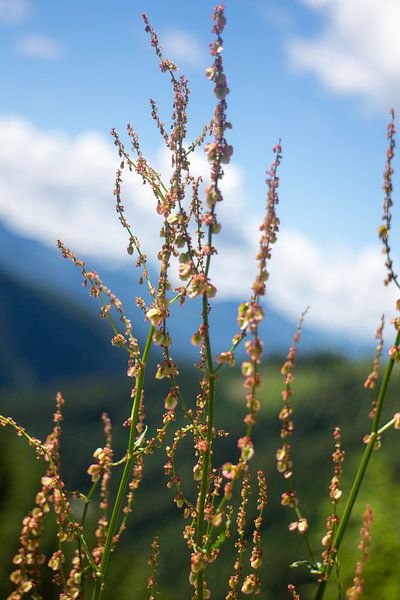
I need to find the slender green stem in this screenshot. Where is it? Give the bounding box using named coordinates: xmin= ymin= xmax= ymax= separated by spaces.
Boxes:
xmin=196 ymin=374 xmax=215 ymax=549
xmin=314 ymin=330 xmax=400 ymax=600
xmin=58 ymin=537 xmax=66 ymax=588
xmin=294 ymin=505 xmax=316 ymax=566
xmin=195 ymin=294 xmax=215 ymax=600
xmin=80 ymin=480 xmax=100 ymax=529
xmin=377 ymin=416 xmax=397 ymax=435
xmin=78 ymin=480 xmax=100 ymax=598
xmin=91 ymin=325 xmax=154 ymax=600
xmin=87 ymin=278 xmax=136 ymax=358
xmin=163 ymin=342 xmax=205 ymax=439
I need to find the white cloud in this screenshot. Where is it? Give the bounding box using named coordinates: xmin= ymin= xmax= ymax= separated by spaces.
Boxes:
xmin=0 ymin=0 xmax=31 ymax=25
xmin=268 ymin=230 xmax=397 ymax=340
xmin=290 ymin=0 xmax=400 ymax=105
xmin=0 ymin=116 xmax=396 ymax=340
xmin=17 ymin=33 xmax=63 ymax=60
xmin=163 ymin=30 xmax=206 ymax=69
xmin=0 ymin=117 xmax=137 ymax=260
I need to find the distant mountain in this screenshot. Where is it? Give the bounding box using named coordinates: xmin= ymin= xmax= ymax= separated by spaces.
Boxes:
xmin=0 ymin=266 xmax=125 ymax=390
xmin=0 ymin=221 xmax=368 ymax=377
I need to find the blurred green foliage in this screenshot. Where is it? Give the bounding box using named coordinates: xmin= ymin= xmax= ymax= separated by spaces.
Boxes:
xmin=0 ymin=354 xmax=399 ymax=599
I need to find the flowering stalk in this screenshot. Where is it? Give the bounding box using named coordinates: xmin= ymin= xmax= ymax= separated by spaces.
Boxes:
xmin=364 ymin=315 xmax=385 ymax=419
xmin=226 ymin=467 xmax=250 ymax=598
xmin=379 ymin=109 xmax=400 ymax=289
xmin=319 ymin=427 xmax=345 ymax=583
xmin=92 ymin=325 xmax=154 ymax=600
xmin=345 ymin=505 xmax=373 ymax=600
xmin=147 ymin=535 xmax=160 ymax=600
xmin=314 ymin=327 xmax=400 ymax=599
xmin=277 ymin=309 xmax=316 ymax=568
xmin=194 ymin=6 xmax=230 ymax=599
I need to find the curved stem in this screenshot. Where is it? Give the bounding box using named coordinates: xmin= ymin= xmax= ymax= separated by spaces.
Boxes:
xmin=294 ymin=505 xmax=316 ymax=566
xmin=91 ymin=325 xmax=154 ymax=600
xmin=314 ymin=330 xmax=400 ymax=600
xmin=78 ymin=480 xmax=100 ymax=597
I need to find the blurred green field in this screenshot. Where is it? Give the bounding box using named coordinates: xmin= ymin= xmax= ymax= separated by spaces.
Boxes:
xmin=1 ymin=355 xmax=399 ymax=599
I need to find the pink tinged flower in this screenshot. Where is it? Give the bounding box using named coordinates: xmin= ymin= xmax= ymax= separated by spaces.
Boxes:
xmin=179 ymin=262 xmax=193 ymax=281
xmin=288 ymin=518 xmax=308 ymax=534
xmin=191 ymin=551 xmax=205 ymax=574
xmin=193 ymin=464 xmax=202 ymax=481
xmin=174 ymin=493 xmax=184 ymax=508
xmin=205 ymin=184 xmax=219 ymax=207
xmin=48 ymin=550 xmax=64 ymax=571
xmin=216 ymin=351 xmax=235 ymax=366
xmin=146 ymin=307 xmax=164 ymax=327
xmin=87 ymin=464 xmax=101 ymax=482
xmin=330 ymin=488 xmax=343 ymax=501
xmin=238 ymin=302 xmax=251 ymax=329
xmin=209 ymin=40 xmax=223 ymax=55
xmin=191 ymin=330 xmax=202 ymax=346
xmin=221 ymin=144 xmax=233 ymax=164
xmin=213 ymin=85 xmax=230 ymax=99
xmin=238 ymin=436 xmax=254 ymax=461
xmin=207 ymin=282 xmax=217 ymax=298
xmin=164 ymin=390 xmax=178 ymax=410
xmin=212 ymin=221 xmax=222 ymax=234
xmin=204 ymin=142 xmax=218 ymax=164
xmin=222 ymin=462 xmax=238 ymax=479
xmin=241 ymin=578 xmax=255 ymax=595
xmin=155 ymin=361 xmax=179 ymax=380
xmin=212 ymin=512 xmax=223 ymax=527
xmin=111 ymin=333 xmax=126 ymax=346
xmin=127 ymin=362 xmax=140 ymax=378
xmin=297 ymin=518 xmax=308 ymax=534
xmin=166 ymin=212 xmax=179 ymax=224
xmin=205 ymin=66 xmax=216 ymax=80
xmin=241 ymin=575 xmax=260 ymax=595
xmin=241 ymin=361 xmax=254 ymax=377
xmin=250 ymin=556 xmax=262 ymax=569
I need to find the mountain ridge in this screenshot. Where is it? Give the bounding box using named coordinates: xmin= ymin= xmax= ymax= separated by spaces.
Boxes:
xmin=0 ymin=221 xmax=369 ymax=379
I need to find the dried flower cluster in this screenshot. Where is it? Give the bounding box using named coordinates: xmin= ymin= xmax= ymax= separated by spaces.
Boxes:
xmin=276 ymin=310 xmax=307 ymax=481
xmin=364 ymin=315 xmax=385 ymax=419
xmin=320 ymin=427 xmax=345 ymax=578
xmin=345 ymin=505 xmax=373 ymax=600
xmin=379 ymin=108 xmax=399 ymax=289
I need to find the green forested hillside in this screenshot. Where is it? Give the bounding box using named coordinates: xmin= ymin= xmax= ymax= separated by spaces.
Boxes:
xmin=1 ymin=355 xmax=399 ymax=599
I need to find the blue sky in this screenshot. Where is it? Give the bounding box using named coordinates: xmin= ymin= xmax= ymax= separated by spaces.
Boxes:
xmin=0 ymin=0 xmax=399 ymax=340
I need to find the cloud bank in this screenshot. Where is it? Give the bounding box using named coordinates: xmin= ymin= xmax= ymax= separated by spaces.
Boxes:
xmin=290 ymin=0 xmax=400 ymax=105
xmin=0 ymin=116 xmax=396 ymax=339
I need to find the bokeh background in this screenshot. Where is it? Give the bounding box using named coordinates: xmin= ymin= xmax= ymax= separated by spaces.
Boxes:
xmin=0 ymin=1 xmax=400 ymax=598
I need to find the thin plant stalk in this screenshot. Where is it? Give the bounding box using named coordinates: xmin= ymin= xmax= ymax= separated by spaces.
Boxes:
xmin=195 ymin=293 xmax=216 ymax=600
xmin=92 ymin=325 xmax=154 ymax=600
xmin=78 ymin=479 xmax=100 ymax=597
xmin=314 ymin=328 xmax=400 ymax=600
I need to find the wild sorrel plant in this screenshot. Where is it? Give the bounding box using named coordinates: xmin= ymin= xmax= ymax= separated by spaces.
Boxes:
xmin=1 ymin=4 xmax=400 ymax=600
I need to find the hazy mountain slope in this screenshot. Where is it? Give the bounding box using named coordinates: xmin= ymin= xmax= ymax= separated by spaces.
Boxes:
xmin=0 ymin=221 xmax=368 ymax=364
xmin=0 ymin=267 xmax=124 ymax=389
